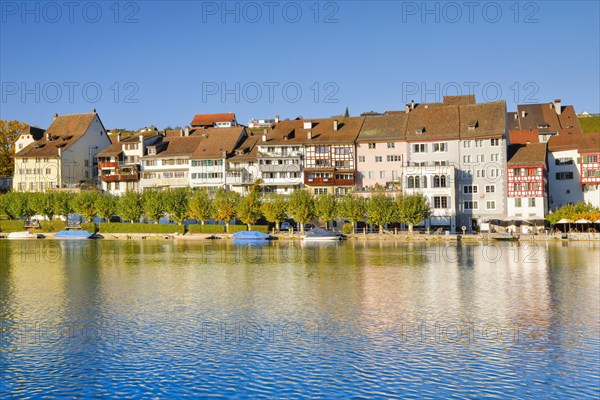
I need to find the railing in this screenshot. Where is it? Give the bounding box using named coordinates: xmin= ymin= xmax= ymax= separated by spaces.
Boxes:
xmin=99 ymin=162 xmax=118 ymax=169
xmin=304 ymin=178 xmax=354 ymax=186
xmin=259 ymin=164 xmax=301 ymax=173
xmin=99 ymin=173 xmax=139 ymax=182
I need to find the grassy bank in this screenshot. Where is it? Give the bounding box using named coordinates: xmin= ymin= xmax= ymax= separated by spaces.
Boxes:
xmin=188 ymin=224 xmax=269 ymax=234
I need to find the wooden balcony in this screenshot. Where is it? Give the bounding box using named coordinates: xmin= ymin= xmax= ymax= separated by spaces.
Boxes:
xmin=99 ymin=173 xmax=139 ymax=182
xmin=99 ymin=162 xmax=118 ymax=169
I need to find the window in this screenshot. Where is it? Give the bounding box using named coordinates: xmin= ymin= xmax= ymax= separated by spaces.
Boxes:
xmin=316 ymin=146 xmax=329 ymax=153
xmin=491 ymin=154 xmax=499 ymax=162
xmin=490 ymin=138 xmax=500 ymax=146
xmin=476 ymin=170 xmax=485 ymax=178
xmin=368 ymin=171 xmax=375 ymax=179
xmin=489 ymin=169 xmax=500 ymax=178
xmin=528 ymin=198 xmax=536 ymax=207
xmin=476 ymin=154 xmax=485 ymax=163
xmin=433 ymin=196 xmax=448 ymax=209
xmin=433 ymin=175 xmax=447 ymax=188
xmin=375 ymin=156 xmax=382 ymax=163
xmin=513 ymin=168 xmax=521 ymax=176
xmin=485 ymin=185 xmax=495 ymax=193
xmin=463 ymin=155 xmax=472 ymax=163
xmin=368 ymin=143 xmax=376 ymax=149
xmin=433 ymin=143 xmax=447 ymax=152
xmin=515 ymin=198 xmax=522 ymax=207
xmin=45 ymin=168 xmax=51 ymax=174
xmin=358 ymin=156 xmax=365 ymax=162
xmin=463 ymin=185 xmax=478 ymax=194
xmin=463 ymin=141 xmax=471 ymax=148
xmin=413 ymin=144 xmax=426 ymax=153
xmin=464 ymin=201 xmax=478 ymax=210
xmin=475 ymin=139 xmax=484 ymax=148
xmin=380 ymin=171 xmax=385 ymax=179
xmin=583 ymin=155 xmax=599 ymax=163
xmin=556 ymin=172 xmax=574 ymax=180
xmin=387 ymin=155 xmax=402 ymax=162
xmin=387 ymin=142 xmax=395 ymax=149
xmin=486 ymin=201 xmax=496 ymax=210
xmin=555 ymin=157 xmax=573 ymax=165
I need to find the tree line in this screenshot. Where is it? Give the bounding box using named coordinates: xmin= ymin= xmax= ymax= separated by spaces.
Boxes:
xmin=0 ymin=184 xmax=432 ymax=233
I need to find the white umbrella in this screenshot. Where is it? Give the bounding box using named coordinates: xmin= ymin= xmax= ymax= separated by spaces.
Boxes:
xmin=595 ymin=219 xmax=600 ymax=224
xmin=575 ymin=219 xmax=591 ymax=223
xmin=556 ymin=219 xmax=572 ymax=224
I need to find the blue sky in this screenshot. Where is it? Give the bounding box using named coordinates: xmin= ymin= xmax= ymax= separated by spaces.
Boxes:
xmin=1 ymin=0 xmax=599 ymax=130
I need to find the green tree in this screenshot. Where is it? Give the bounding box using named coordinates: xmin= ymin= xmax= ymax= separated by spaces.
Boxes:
xmin=366 ymin=188 xmax=396 ymax=234
xmin=398 ymin=192 xmax=432 ymax=233
xmin=165 ymin=188 xmax=190 ymax=225
xmin=213 ymin=188 xmax=240 ymax=232
xmin=142 ymin=190 xmax=165 ymax=223
xmin=95 ymin=193 xmax=117 ymax=223
xmin=0 ymin=120 xmax=28 ymax=176
xmin=29 ymin=192 xmax=56 ymax=220
xmin=73 ymin=191 xmax=100 ymax=222
xmin=547 ymin=202 xmax=600 ymax=225
xmin=53 ymin=191 xmax=74 ymax=219
xmin=339 ymin=193 xmax=366 ymax=233
xmin=314 ymin=193 xmax=337 ymax=229
xmin=261 ymin=193 xmax=288 ymax=232
xmin=117 ymin=191 xmax=142 ymax=223
xmin=189 ymin=189 xmax=213 ymax=224
xmin=237 ymin=185 xmax=262 ymax=230
xmin=344 ymin=107 xmax=349 ymax=118
xmin=288 ymin=189 xmax=315 ymax=233
xmin=0 ymin=193 xmax=11 ymax=219
xmin=7 ymin=191 xmax=34 ymax=219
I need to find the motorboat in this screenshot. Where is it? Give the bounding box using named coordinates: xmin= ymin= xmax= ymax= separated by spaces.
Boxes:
xmin=232 ymin=231 xmax=271 ymax=240
xmin=6 ymin=231 xmax=40 ymax=239
xmin=54 ymin=230 xmax=95 ymax=239
xmin=303 ymin=228 xmax=343 ymax=241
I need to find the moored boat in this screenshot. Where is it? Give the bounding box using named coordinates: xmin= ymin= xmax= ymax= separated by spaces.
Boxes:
xmin=303 ymin=228 xmax=343 ymax=241
xmin=7 ymin=231 xmax=40 ymax=239
xmin=232 ymin=231 xmax=271 ymax=240
xmin=54 ymin=230 xmax=95 ymax=239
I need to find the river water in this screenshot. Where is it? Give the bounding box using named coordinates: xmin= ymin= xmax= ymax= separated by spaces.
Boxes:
xmin=0 ymin=240 xmax=598 ymax=398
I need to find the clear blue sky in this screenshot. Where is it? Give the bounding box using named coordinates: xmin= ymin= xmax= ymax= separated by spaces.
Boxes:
xmin=1 ymin=0 xmax=599 ymax=130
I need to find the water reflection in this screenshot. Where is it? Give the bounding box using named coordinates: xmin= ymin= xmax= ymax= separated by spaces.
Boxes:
xmin=0 ymin=240 xmax=598 ymax=398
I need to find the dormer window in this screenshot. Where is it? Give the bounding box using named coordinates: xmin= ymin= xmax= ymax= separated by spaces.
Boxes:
xmin=537 ymin=123 xmax=549 ymax=129
xmin=468 ymin=121 xmax=478 ymax=130
xmin=415 ymin=127 xmax=425 ymax=134
xmin=148 ymin=148 xmax=156 ymax=155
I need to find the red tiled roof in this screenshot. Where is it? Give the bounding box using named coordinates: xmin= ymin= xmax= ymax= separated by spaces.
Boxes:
xmin=191 ymin=113 xmax=236 ymax=126
xmin=548 ymin=132 xmax=600 ymax=153
xmin=508 ymin=129 xmax=539 ymax=145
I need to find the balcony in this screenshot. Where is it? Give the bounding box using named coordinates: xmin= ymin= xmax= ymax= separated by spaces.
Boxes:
xmin=99 ymin=173 xmax=139 ymax=182
xmin=99 ymin=161 xmax=118 ymax=169
xmin=258 ymin=151 xmax=302 ymax=158
xmin=259 ymin=164 xmax=301 ymax=173
xmin=304 ymin=177 xmax=354 ymax=186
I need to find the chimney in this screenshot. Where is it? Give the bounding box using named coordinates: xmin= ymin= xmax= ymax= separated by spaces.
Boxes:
xmin=303 ymin=120 xmax=313 ymax=130
xmin=307 ymin=128 xmax=312 ymax=140
xmin=554 ymin=99 xmax=562 ymax=115
xmin=180 ymin=128 xmax=184 ymax=137
xmin=333 ymin=120 xmax=338 ymax=131
xmin=185 ymin=126 xmax=190 ymax=136
xmin=92 ymin=108 xmax=96 ymax=113
xmin=117 ymin=132 xmax=122 ymax=142
xmin=46 ymin=132 xmax=51 ymax=141
xmin=53 ymin=113 xmax=58 ymax=120
xmin=262 ymin=128 xmax=267 ymax=142
xmin=275 ymin=115 xmax=280 ymax=123
xmin=513 ymin=113 xmax=518 ymax=120
xmin=521 ymin=110 xmax=526 ymax=118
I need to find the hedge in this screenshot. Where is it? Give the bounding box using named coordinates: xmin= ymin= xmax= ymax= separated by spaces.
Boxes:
xmin=187 ymin=224 xmax=270 ymax=234
xmin=36 ymin=221 xmax=66 ymax=233
xmin=81 ymin=223 xmax=97 ymax=233
xmin=97 ymin=222 xmax=185 ymax=234
xmin=0 ymin=220 xmax=25 ymax=233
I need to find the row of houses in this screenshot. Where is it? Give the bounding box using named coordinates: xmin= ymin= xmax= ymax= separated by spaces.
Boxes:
xmin=11 ymin=96 xmax=600 ymax=232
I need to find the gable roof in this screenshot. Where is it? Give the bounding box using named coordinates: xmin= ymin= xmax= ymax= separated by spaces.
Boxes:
xmin=508 ymin=129 xmax=539 ymax=145
xmin=144 ymin=136 xmax=204 ymax=158
xmin=508 ymin=102 xmax=582 ymax=134
xmin=14 ymin=113 xmax=98 ymax=158
xmin=507 ymin=143 xmax=547 ymax=166
xmin=548 ymin=132 xmax=600 ymax=153
xmin=228 ymin=134 xmax=259 ymax=162
xmin=18 ymin=125 xmax=46 ymax=141
xmin=97 ymin=134 xmax=161 ymax=157
xmin=190 ymin=127 xmax=246 ymax=159
xmin=265 ymin=117 xmax=365 ymax=145
xmin=191 ymin=113 xmax=236 ymax=127
xmin=458 ymin=101 xmax=507 ymax=139
xmin=357 ymin=114 xmax=407 ymax=142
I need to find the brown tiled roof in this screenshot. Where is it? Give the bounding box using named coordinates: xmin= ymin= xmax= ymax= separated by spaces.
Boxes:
xmin=548 ymin=132 xmax=600 ymax=153
xmin=144 ymin=136 xmax=204 ymax=158
xmin=14 ymin=113 xmax=97 ymax=158
xmin=508 ymin=102 xmax=582 ymax=134
xmin=405 ymin=105 xmax=460 ymax=141
xmin=265 ymin=117 xmax=365 ymax=145
xmin=444 ymin=95 xmax=476 ymax=105
xmin=97 ymin=134 xmax=161 ymax=157
xmin=458 ymin=101 xmax=506 ymax=138
xmin=508 ymin=129 xmax=539 ymax=144
xmin=357 ymin=114 xmax=407 ymax=142
xmin=191 ymin=113 xmax=236 ymax=127
xmin=228 ymin=134 xmax=259 ymax=162
xmin=507 ymin=143 xmax=547 ymax=165
xmin=190 ymin=127 xmax=245 ymax=159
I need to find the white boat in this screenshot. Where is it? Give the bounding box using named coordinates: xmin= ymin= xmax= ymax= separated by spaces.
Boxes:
xmin=7 ymin=231 xmax=40 ymax=239
xmin=303 ymin=228 xmax=343 ymax=241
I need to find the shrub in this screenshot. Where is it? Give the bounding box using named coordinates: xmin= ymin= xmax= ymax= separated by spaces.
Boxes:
xmin=229 ymin=225 xmax=269 ymax=233
xmin=81 ymin=223 xmax=97 ymax=234
xmin=0 ymin=220 xmax=25 ymax=233
xmin=342 ymin=223 xmax=354 ymax=235
xmin=97 ymin=222 xmax=184 ymax=234
xmin=38 ymin=221 xmax=66 ymax=233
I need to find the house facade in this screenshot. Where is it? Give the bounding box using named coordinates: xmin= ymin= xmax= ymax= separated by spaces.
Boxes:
xmin=506 ymin=143 xmax=548 ymax=221
xmin=13 ymin=111 xmax=111 ymax=191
